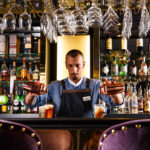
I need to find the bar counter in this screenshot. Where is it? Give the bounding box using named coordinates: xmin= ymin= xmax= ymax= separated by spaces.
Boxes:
xmin=0 ymin=114 xmax=150 ymax=129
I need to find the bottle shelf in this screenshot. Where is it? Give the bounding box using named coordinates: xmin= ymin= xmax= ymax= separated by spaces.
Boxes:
xmin=0 ymin=53 xmax=40 ymax=63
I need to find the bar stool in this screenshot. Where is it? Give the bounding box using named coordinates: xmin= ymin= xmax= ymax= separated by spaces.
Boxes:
xmin=0 ymin=119 xmax=42 ymax=150
xmin=98 ymin=119 xmax=150 ymax=150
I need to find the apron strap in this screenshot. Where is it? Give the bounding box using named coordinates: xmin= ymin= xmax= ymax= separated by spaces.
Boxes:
xmin=86 ymin=78 xmax=90 ymax=89
xmin=61 ymin=80 xmax=66 ymax=90
xmin=61 ymin=78 xmax=90 ymax=90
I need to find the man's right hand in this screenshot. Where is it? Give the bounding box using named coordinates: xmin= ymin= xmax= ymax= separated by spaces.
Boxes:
xmin=24 ymin=81 xmax=48 ymax=106
xmin=25 ymin=92 xmax=37 ymax=106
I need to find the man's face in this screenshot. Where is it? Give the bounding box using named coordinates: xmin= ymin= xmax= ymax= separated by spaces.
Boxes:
xmin=66 ymin=55 xmax=85 ymax=83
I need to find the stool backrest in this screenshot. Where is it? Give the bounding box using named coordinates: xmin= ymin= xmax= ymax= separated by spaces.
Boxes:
xmin=0 ymin=119 xmax=42 ymax=150
xmin=98 ymin=119 xmax=150 ymax=150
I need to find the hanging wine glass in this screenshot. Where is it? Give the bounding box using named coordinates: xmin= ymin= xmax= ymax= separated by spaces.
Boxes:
xmin=3 ymin=1 xmax=16 ymax=31
xmin=0 ymin=17 xmax=5 ymax=33
xmin=87 ymin=0 xmax=103 ymax=27
xmin=53 ymin=0 xmax=73 ymax=35
xmin=19 ymin=0 xmax=32 ymax=30
xmin=122 ymin=0 xmax=133 ymax=39
xmin=70 ymin=0 xmax=89 ymax=35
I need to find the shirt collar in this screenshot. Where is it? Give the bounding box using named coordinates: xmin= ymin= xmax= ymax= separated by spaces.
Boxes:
xmin=68 ymin=77 xmax=83 ymax=87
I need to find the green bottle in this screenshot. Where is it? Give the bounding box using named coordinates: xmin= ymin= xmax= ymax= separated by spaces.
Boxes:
xmin=120 ymin=57 xmax=128 ymax=76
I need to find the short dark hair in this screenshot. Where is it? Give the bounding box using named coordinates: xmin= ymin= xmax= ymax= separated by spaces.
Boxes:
xmin=66 ymin=49 xmax=84 ymax=61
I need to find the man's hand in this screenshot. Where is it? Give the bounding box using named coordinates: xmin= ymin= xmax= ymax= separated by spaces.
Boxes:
xmin=100 ymin=79 xmax=125 ymax=96
xmin=24 ymin=81 xmax=48 ymax=106
xmin=100 ymin=78 xmax=125 ymax=105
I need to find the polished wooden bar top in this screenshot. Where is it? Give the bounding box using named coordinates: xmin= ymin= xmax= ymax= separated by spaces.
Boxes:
xmin=0 ymin=114 xmax=149 ymax=129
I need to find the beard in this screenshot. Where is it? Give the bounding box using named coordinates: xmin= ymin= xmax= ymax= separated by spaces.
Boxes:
xmin=71 ymin=73 xmax=79 ymax=81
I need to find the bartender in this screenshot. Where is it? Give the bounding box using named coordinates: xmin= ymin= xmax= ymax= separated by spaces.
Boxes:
xmin=24 ymin=49 xmax=124 ymax=117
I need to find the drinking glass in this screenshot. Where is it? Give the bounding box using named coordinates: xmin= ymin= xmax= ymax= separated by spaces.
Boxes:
xmin=19 ymin=0 xmax=32 ymax=30
xmin=94 ymin=104 xmax=105 ymax=118
xmin=0 ymin=17 xmax=5 ymax=33
xmin=3 ymin=9 xmax=16 ymax=30
xmin=87 ymin=1 xmax=103 ymax=27
xmin=70 ymin=2 xmax=89 ymax=35
xmin=122 ymin=0 xmax=133 ymax=39
xmin=103 ymin=0 xmax=119 ymax=33
xmin=138 ymin=0 xmax=149 ymax=37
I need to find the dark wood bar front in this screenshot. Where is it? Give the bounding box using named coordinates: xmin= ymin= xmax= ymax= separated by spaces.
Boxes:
xmin=1 ymin=114 xmax=150 ymax=150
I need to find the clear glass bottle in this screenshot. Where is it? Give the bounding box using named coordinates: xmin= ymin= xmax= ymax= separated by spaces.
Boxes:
xmin=1 ymin=60 xmax=8 ymax=81
xmin=138 ymin=86 xmax=144 ymax=113
xmin=27 ymin=62 xmax=33 ymax=80
xmin=139 ymin=56 xmax=148 ymax=76
xmin=111 ymin=57 xmax=118 ymax=76
xmin=101 ymin=60 xmax=109 ymax=78
xmin=10 ymin=61 xmax=17 ymax=81
xmin=33 ymin=64 xmax=39 ymax=80
xmin=21 ymin=57 xmax=27 ymax=81
xmin=130 ymin=85 xmax=138 ymax=114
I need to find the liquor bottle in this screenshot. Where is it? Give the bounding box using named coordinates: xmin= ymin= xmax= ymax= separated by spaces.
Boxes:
xmin=7 ymin=94 xmax=13 ymax=114
xmin=111 ymin=57 xmax=119 ymax=76
xmin=20 ymin=90 xmax=27 ymax=113
xmin=121 ymin=37 xmax=127 ymax=51
xmin=106 ymin=32 xmax=112 ymax=54
xmin=144 ymin=88 xmax=150 ymax=113
xmin=119 ymin=56 xmax=128 ymax=77
xmin=13 ymin=87 xmax=20 ymax=114
xmin=21 ymin=57 xmax=27 ymax=81
xmin=1 ymin=60 xmax=8 ymax=81
xmin=130 ymin=85 xmax=138 ymax=114
xmin=1 ymin=89 xmax=8 ymax=114
xmin=148 ymin=65 xmax=150 ymax=82
xmin=136 ymin=37 xmax=144 ymax=58
xmin=124 ymin=84 xmax=131 ymax=113
xmin=130 ymin=60 xmax=137 ymax=81
xmin=10 ymin=61 xmax=17 ymax=81
xmin=139 ymin=56 xmax=148 ymax=76
xmin=138 ymin=86 xmax=144 ymax=113
xmin=33 ymin=64 xmax=40 ymax=80
xmin=101 ymin=60 xmax=109 ymax=77
xmin=27 ymin=62 xmax=33 ymax=80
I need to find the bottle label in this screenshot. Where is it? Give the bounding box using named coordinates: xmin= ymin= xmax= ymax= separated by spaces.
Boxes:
xmin=121 ymin=66 xmax=127 ymax=73
xmin=106 ymin=38 xmax=112 ymax=50
xmin=13 ymin=99 xmax=19 ymax=106
xmin=136 ymin=38 xmax=143 ymax=47
xmin=33 ymin=74 xmax=39 ymax=80
xmin=1 ymin=105 xmax=7 ymax=112
xmin=1 ymin=70 xmax=7 ymax=75
xmin=21 ymin=69 xmax=27 ymax=78
xmin=131 ymin=67 xmax=137 ymax=75
xmin=143 ymin=66 xmax=148 ymax=74
xmin=102 ymin=66 xmax=109 ymax=74
xmin=138 ymin=99 xmax=143 ymax=110
xmin=21 ymin=106 xmax=26 ymax=111
xmin=121 ymin=38 xmax=127 ymax=50
xmin=144 ymin=100 xmax=150 ymax=112
xmin=131 ymin=101 xmax=138 ymax=114
xmin=12 ymin=75 xmax=16 ymax=80
xmin=0 ymin=96 xmax=8 ymax=105
xmin=14 ymin=107 xmax=19 ymax=111
xmin=112 ymin=65 xmax=118 ymax=72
